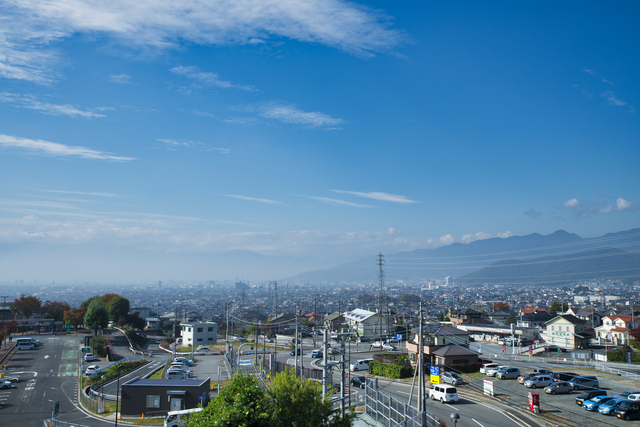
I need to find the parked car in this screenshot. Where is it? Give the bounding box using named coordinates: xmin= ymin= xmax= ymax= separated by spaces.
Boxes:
xmin=497 ymin=367 xmax=521 ymax=380
xmin=441 ymin=372 xmax=463 ymax=385
xmin=615 ymin=401 xmax=640 ymax=420
xmin=524 ymin=375 xmax=553 ymax=389
xmin=627 ymin=394 xmax=640 ymax=401
xmin=568 ymin=376 xmax=599 ymax=391
xmin=156 ymin=338 xmax=163 ymax=344
xmin=544 ymin=381 xmax=573 ymax=395
xmin=532 ymin=368 xmax=554 ymax=376
xmin=576 ymin=389 xmax=607 ymax=406
xmin=196 ymin=346 xmax=210 ymax=352
xmin=480 ymin=363 xmax=500 ymax=374
xmin=17 ymin=342 xmax=35 ymax=350
xmin=0 ymin=379 xmax=11 ymax=389
xmin=311 ymin=350 xmax=323 ymax=358
xmin=614 ymin=390 xmax=640 ymax=400
xmin=85 ymin=365 xmax=101 ymax=376
xmin=583 ymin=396 xmax=616 ymax=411
xmin=429 ymin=385 xmax=458 ymax=403
xmin=173 ymin=357 xmax=194 ymax=366
xmin=351 ymin=376 xmax=373 ymax=389
xmin=544 ymin=345 xmax=565 ymax=353
xmin=599 ymin=398 xmax=629 ymax=415
xmin=350 ymin=359 xmax=373 ymax=372
xmin=84 ymin=353 xmax=95 ymax=362
xmin=382 ymin=343 xmax=397 ymax=351
xmin=518 ymin=372 xmax=537 ymax=384
xmin=552 ymin=372 xmax=578 ymax=382
xmin=485 ymin=365 xmax=509 ymax=377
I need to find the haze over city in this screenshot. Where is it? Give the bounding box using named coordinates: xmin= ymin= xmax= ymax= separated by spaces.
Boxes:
xmin=0 ymin=1 xmax=638 ymax=282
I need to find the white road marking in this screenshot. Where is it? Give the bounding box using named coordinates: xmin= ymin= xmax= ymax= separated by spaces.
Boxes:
xmin=472 ymin=418 xmax=486 ymax=427
xmin=44 ymin=355 xmax=50 ymax=359
xmin=446 ymin=403 xmax=458 ymax=411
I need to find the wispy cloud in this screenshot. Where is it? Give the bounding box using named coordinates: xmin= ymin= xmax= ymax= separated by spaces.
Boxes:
xmin=171 ymin=66 xmax=255 ymax=91
xmin=461 ymin=232 xmax=491 ymax=244
xmin=562 ymin=198 xmax=580 ymax=208
xmin=254 ymin=102 xmax=344 ymax=129
xmin=0 ymin=92 xmax=106 ymax=118
xmin=617 ymin=197 xmax=637 ymax=211
xmin=524 ymin=208 xmax=542 ymax=218
xmin=108 ymin=74 xmax=131 ymax=84
xmin=222 ymin=194 xmax=284 ymax=205
xmin=157 ymin=138 xmax=230 ymax=153
xmin=332 ymin=190 xmax=418 ymax=204
xmin=582 ymin=68 xmax=597 ymax=76
xmin=601 ymin=91 xmax=627 ymax=107
xmin=303 ymin=196 xmax=373 ymax=208
xmin=0 ymin=0 xmax=405 ymax=83
xmin=0 ymin=134 xmax=135 ymax=161
xmin=37 ymin=189 xmax=123 ymax=198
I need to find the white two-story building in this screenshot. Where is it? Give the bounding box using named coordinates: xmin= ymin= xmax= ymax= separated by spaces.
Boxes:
xmin=180 ymin=321 xmax=218 ymax=346
xmin=594 ymin=315 xmax=640 ymax=346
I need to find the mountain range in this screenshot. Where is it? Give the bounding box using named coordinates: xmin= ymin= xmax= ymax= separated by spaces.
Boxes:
xmin=283 ymin=228 xmax=640 ymax=285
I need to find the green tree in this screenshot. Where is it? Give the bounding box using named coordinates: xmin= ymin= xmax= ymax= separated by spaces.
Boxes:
xmin=64 ymin=307 xmax=87 ymax=330
xmin=548 ymin=302 xmax=568 ymax=314
xmin=108 ymin=296 xmax=130 ymax=322
xmin=84 ymin=299 xmax=109 ymax=330
xmin=41 ymin=301 xmax=71 ymax=321
xmin=11 ymin=295 xmax=42 ymax=319
xmin=188 ymin=373 xmax=271 ymax=427
xmin=126 ymin=312 xmax=146 ymax=330
xmin=268 ymin=370 xmax=354 ymax=427
xmin=80 ymin=296 xmax=100 ymax=309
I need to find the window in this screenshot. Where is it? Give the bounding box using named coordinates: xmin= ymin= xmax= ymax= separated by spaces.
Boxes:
xmin=146 ymin=395 xmax=160 ymax=408
xmin=208 ymin=337 xmax=214 ymax=341
xmin=208 ymin=327 xmax=214 ymax=332
xmin=197 ymin=327 xmax=203 ymax=332
xmin=188 ymin=327 xmax=192 ymax=332
xmin=197 ymin=338 xmax=203 ymax=342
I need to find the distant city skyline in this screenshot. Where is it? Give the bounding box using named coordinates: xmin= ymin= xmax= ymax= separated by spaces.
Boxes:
xmin=0 ymin=1 xmax=638 ymax=281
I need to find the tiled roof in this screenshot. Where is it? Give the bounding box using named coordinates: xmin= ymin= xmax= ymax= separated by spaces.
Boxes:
xmin=432 ymin=345 xmax=478 ymax=357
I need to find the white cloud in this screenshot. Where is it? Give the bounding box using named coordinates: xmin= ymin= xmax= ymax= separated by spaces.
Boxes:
xmin=599 ymin=205 xmax=612 ymax=214
xmin=38 ymin=189 xmax=123 ymax=198
xmin=170 ymin=66 xmax=255 ymax=91
xmin=157 ymin=138 xmax=230 ymax=153
xmin=563 ymin=198 xmax=580 ymax=208
xmin=0 ymin=92 xmax=106 ymax=118
xmin=617 ymin=197 xmax=634 ymax=211
xmin=439 ymin=234 xmax=454 ymax=245
xmin=461 ymin=232 xmax=491 ymax=244
xmin=223 ymin=194 xmax=284 ymax=205
xmin=303 ymin=196 xmax=372 ymax=208
xmin=0 ymin=134 xmax=134 ymax=161
xmin=257 ymin=102 xmax=344 ymax=128
xmin=108 ymin=74 xmax=131 ymax=84
xmin=332 ymin=190 xmax=418 ymax=204
xmin=0 ymin=0 xmax=406 ymax=83
xmin=388 ymin=227 xmax=399 ymax=235
xmin=601 ymin=91 xmax=627 ymax=107
xmin=582 ymin=68 xmax=597 ymax=76
xmin=497 ymin=231 xmax=513 ymax=239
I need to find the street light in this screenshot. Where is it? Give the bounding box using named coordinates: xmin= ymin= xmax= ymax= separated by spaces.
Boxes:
xmin=114 ymin=363 xmax=120 ymax=427
xmin=450 ymin=412 xmax=460 ymax=426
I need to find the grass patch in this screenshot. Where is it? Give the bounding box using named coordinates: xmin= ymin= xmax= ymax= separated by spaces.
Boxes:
xmin=148 ymin=369 xmax=163 ymax=379
xmin=87 ymin=360 xmax=147 ymax=386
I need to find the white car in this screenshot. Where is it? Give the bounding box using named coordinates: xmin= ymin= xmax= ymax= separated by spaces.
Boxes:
xmin=0 ymin=379 xmax=11 ymax=389
xmin=350 ymin=359 xmax=373 ymax=372
xmin=173 ymin=357 xmax=194 ymax=366
xmin=371 ymin=341 xmax=384 ymax=348
xmin=17 ymin=342 xmax=35 ymax=350
xmin=430 ymin=385 xmax=458 ymax=403
xmin=196 ymin=346 xmax=210 ymax=352
xmin=524 ymin=375 xmax=554 ymax=389
xmin=480 ymin=363 xmax=499 ymax=374
xmin=485 ymin=365 xmax=509 ymax=377
xmin=84 ymin=353 xmax=95 ymax=362
xmin=85 ymin=365 xmax=101 ymax=376
xmin=382 ymin=343 xmax=397 ymax=351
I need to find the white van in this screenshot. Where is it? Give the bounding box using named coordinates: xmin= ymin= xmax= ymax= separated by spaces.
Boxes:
xmin=164 ymin=407 xmax=203 ymax=427
xmin=17 ymin=342 xmax=35 ymax=350
xmin=429 ymin=384 xmax=458 ymax=403
xmin=350 ymin=359 xmax=373 ymax=372
xmin=16 ymin=338 xmax=40 ymax=347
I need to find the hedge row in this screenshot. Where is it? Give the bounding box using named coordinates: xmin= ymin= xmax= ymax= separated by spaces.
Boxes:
xmin=369 ymin=361 xmax=413 ymax=379
xmin=606 ymin=346 xmax=640 ymax=364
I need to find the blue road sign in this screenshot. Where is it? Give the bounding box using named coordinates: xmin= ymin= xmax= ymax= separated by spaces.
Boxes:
xmin=430 ymin=366 xmax=439 ymax=377
xmin=396 ymin=334 xmax=403 ymax=341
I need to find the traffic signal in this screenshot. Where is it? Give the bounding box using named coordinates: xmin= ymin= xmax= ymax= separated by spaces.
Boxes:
xmin=54 ymin=401 xmax=59 ymax=415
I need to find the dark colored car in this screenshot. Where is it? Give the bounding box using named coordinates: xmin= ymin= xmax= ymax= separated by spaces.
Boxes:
xmin=576 ymin=389 xmax=607 ymax=405
xmin=553 ymin=372 xmax=578 ymax=382
xmin=615 ymin=401 xmax=640 ymax=420
xmin=290 ymin=348 xmax=302 ymax=356
xmin=544 ymin=345 xmax=565 ymax=353
xmin=569 ymin=376 xmax=599 ymax=391
xmin=351 ymin=376 xmax=373 ymax=389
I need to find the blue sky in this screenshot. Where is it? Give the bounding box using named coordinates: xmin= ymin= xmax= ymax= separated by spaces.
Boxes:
xmin=0 ymin=1 xmax=638 ymax=281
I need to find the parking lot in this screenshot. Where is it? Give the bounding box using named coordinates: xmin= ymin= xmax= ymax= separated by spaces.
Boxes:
xmin=469 ymin=364 xmax=640 ymax=426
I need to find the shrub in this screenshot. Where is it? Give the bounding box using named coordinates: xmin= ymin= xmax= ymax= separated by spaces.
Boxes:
xmin=369 ymin=361 xmax=413 ymax=379
xmin=606 ymin=346 xmax=640 ymax=364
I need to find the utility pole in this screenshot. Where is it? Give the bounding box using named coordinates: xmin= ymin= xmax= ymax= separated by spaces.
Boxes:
xmin=255 ymin=305 xmax=260 ymax=366
xmin=322 ymin=329 xmax=328 ymax=399
xmin=295 ymin=302 xmax=299 ymax=378
xmin=313 ymin=297 xmax=317 ymax=347
xmin=340 ymin=334 xmax=346 ymax=418
xmin=273 ymin=281 xmax=278 ymax=319
xmin=418 ymin=302 xmax=426 ymax=424
xmin=377 ymin=253 xmax=385 ymax=342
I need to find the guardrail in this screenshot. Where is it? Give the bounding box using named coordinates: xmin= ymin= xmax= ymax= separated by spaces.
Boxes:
xmin=364 ymin=383 xmax=439 ymax=427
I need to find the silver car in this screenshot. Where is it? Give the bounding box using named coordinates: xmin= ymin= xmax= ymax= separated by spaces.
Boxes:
xmin=568 ymin=376 xmax=599 ymax=391
xmin=544 ymin=381 xmax=573 ymax=395
xmin=497 ymin=367 xmax=521 ymax=380
xmin=441 ymin=372 xmax=463 ymax=385
xmin=524 ymin=375 xmax=553 ymax=389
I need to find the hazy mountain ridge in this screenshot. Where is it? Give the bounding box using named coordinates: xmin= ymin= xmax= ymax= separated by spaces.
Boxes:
xmin=284 ymin=228 xmax=640 ymax=284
